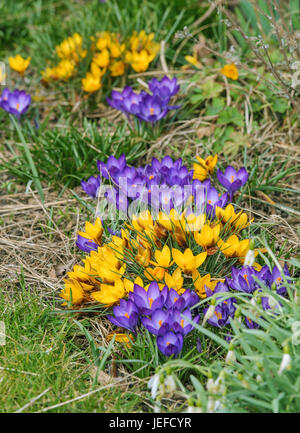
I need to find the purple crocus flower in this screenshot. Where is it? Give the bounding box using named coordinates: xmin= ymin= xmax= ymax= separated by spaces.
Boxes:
xmin=194 ymin=184 xmax=228 ymax=217
xmin=107 ymin=299 xmax=139 ymax=332
xmin=165 ymin=288 xmax=186 ymax=311
xmin=76 ymin=234 xmax=99 ymax=253
xmin=130 ymin=282 xmax=168 ymax=315
xmin=245 ymin=316 xmax=260 ymax=329
xmin=269 ymin=265 xmax=290 ymax=296
xmin=141 ymin=309 xmax=171 ymax=335
xmin=97 ymin=154 xmax=127 ymax=180
xmin=226 ymin=266 xmax=259 ymax=294
xmin=181 ymin=289 xmax=200 ymax=310
xmin=217 ymin=166 xmax=248 ymax=200
xmin=204 ymin=283 xmax=236 ymax=328
xmin=81 ymin=175 xmax=101 ymax=198
xmin=148 ymin=76 xmax=180 ymax=104
xmin=157 ymin=331 xmax=184 ymax=357
xmin=171 ymin=309 xmax=200 ymax=336
xmin=136 ymin=94 xmax=169 ymax=123
xmin=0 ymin=88 xmax=31 ymax=118
xmin=106 ymin=86 xmax=134 ymax=112
xmin=106 ymin=76 xmax=180 ymax=124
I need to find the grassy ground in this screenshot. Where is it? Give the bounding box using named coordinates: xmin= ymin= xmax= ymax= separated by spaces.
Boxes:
xmin=0 ymin=0 xmax=299 ymax=413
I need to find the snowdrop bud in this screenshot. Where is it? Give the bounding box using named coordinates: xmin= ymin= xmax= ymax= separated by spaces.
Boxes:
xmin=244 ymin=249 xmax=255 ymax=266
xmin=203 ymin=299 xmax=216 ymax=326
xmin=225 ymin=350 xmax=236 ymax=364
xmin=148 ymin=373 xmax=160 ymax=399
xmin=256 ymin=375 xmax=263 ymax=383
xmin=225 ymin=343 xmax=236 ymax=364
xmin=278 ymin=346 xmax=292 ymax=375
xmin=164 ymin=375 xmax=176 ymax=393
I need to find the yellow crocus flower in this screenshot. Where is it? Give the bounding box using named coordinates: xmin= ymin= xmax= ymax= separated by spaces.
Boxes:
xmin=215 ymin=204 xmax=252 ymax=231
xmin=9 ymin=54 xmax=31 ymax=75
xmin=185 ymin=212 xmax=206 ymax=232
xmin=93 ymin=49 xmax=110 ymax=68
xmin=96 ymin=32 xmax=111 ymax=51
xmin=144 ymin=266 xmax=166 ymax=281
xmin=106 ymin=332 xmax=134 ymax=348
xmin=150 ymin=245 xmax=173 ymax=268
xmin=164 ymin=268 xmax=184 ymax=294
xmin=172 ymin=248 xmax=207 ymax=274
xmin=78 ymin=218 xmax=103 ymax=245
xmin=192 ymin=270 xmax=222 ymax=298
xmin=60 ymin=279 xmax=85 ymax=305
xmin=217 ymin=235 xmax=250 ymax=258
xmin=194 ymin=224 xmax=221 ymax=250
xmin=123 ymin=276 xmax=144 ymax=293
xmin=109 ymin=61 xmax=125 ymax=77
xmin=193 ymin=155 xmax=218 ymax=181
xmin=91 ymin=278 xmax=126 ymax=306
xmin=220 ymin=63 xmax=238 ymax=80
xmin=82 ymin=72 xmax=102 ymax=93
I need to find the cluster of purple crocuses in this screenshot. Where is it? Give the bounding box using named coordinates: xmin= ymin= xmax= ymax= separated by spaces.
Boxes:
xmin=79 ymin=154 xmax=239 ymax=238
xmin=0 ymin=88 xmax=31 ymax=118
xmin=108 ymin=282 xmax=200 ymax=357
xmin=107 ymin=76 xmax=180 ymax=123
xmin=107 ymin=264 xmax=290 ymax=356
xmin=204 ymin=264 xmax=290 ymax=330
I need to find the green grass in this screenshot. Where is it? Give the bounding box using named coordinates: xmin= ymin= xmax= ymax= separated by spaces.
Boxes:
xmin=0 ymin=0 xmax=300 ymax=414
xmin=0 ymin=283 xmax=149 ymax=412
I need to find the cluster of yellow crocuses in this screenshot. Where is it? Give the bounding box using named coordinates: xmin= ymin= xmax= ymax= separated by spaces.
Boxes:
xmin=39 ymin=30 xmax=159 ymax=92
xmin=41 ymin=33 xmax=87 ymax=81
xmin=60 ymin=203 xmax=255 ymax=308
xmin=82 ymin=30 xmax=160 ymax=92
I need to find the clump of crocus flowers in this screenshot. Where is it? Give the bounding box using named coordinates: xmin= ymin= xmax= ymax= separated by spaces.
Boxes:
xmin=41 ymin=33 xmax=86 ymax=82
xmin=41 ymin=30 xmax=160 ymax=93
xmin=107 ymin=76 xmax=180 ymax=123
xmin=60 ymin=203 xmax=289 ymax=356
xmin=80 ymin=153 xmax=248 ymax=217
xmin=61 ymin=153 xmax=290 ymax=357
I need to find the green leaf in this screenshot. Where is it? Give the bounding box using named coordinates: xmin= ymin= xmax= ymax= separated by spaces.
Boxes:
xmin=200 ymin=79 xmax=223 ymax=99
xmin=217 ymin=107 xmax=244 ymax=127
xmin=272 ymin=98 xmax=289 ymax=114
xmin=206 ymin=98 xmax=225 ymax=116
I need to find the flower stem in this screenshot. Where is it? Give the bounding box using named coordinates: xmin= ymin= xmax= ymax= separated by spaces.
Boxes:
xmin=10 ymin=114 xmax=45 ymax=203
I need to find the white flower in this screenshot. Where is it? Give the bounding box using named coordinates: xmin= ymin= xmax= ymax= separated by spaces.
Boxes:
xmin=244 ymin=249 xmax=255 ymax=266
xmin=148 ymin=373 xmax=160 ymax=399
xmin=164 ymin=375 xmax=176 ymax=393
xmin=225 ymin=350 xmax=236 ymax=365
xmin=202 ymin=304 xmax=215 ymax=326
xmin=278 ymin=353 xmax=292 ymax=375
xmin=187 ymin=405 xmax=203 ymax=413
